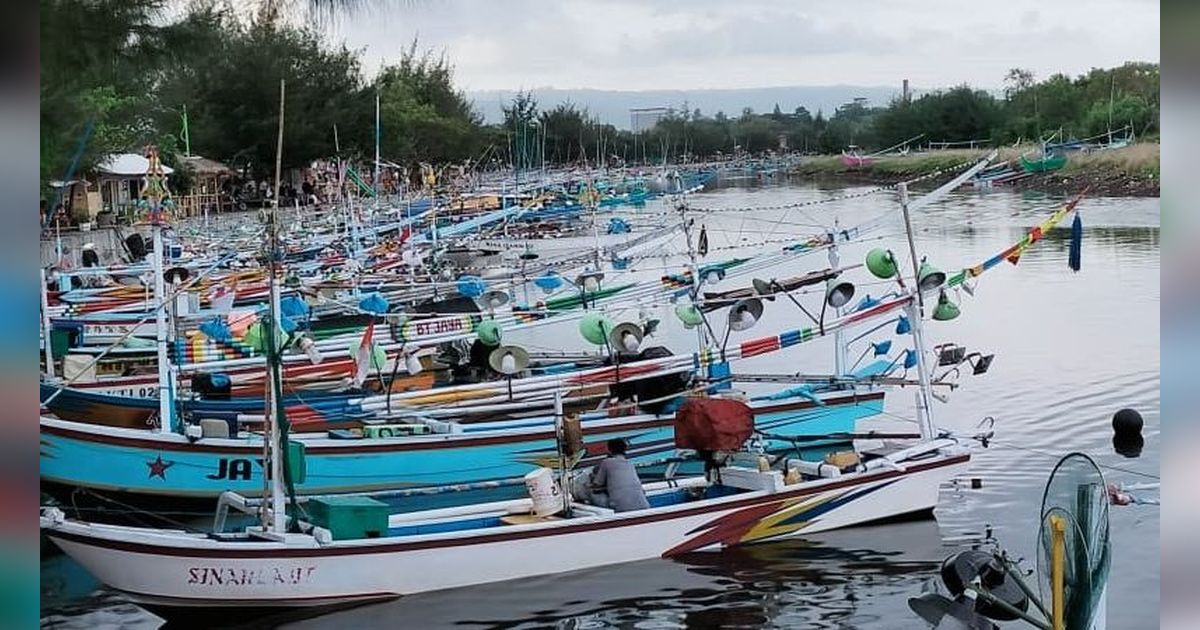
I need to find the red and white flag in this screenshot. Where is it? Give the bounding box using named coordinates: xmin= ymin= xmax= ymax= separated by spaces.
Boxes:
xmin=353 ymin=321 xmax=376 ymax=386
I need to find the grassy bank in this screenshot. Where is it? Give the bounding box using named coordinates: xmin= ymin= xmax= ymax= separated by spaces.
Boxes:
xmin=791 ymin=143 xmax=1159 ymax=196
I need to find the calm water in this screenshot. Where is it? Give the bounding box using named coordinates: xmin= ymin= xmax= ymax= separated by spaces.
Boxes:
xmin=40 ymin=180 xmax=1160 ymax=629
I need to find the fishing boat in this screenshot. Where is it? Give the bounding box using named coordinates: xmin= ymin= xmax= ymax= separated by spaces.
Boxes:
xmin=39 ymin=431 xmax=971 ymax=616
xmin=840 ymin=146 xmax=874 ymax=169
xmin=39 ymin=151 xmax=1011 ymax=507
xmin=1019 ymin=152 xmax=1068 ymax=173
xmin=47 ymin=149 xmax=1086 ymax=618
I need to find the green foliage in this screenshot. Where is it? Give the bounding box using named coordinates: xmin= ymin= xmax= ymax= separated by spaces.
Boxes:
xmin=151 ymin=7 xmax=367 ymax=176
xmin=41 ymin=0 xmax=1160 ymax=189
xmin=40 ymin=0 xmax=167 ymax=193
xmin=874 ymin=86 xmax=1002 ymax=148
xmin=373 ymin=43 xmax=484 ymax=164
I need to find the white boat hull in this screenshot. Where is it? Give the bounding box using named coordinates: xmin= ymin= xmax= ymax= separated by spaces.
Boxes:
xmin=43 ymin=451 xmax=969 ymax=611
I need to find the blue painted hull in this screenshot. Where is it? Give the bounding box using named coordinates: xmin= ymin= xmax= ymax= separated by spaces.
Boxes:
xmin=40 ymin=391 xmax=883 ymax=499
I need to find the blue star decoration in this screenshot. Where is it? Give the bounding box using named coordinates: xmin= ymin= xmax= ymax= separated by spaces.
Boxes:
xmin=146 ymin=455 xmax=175 ymax=480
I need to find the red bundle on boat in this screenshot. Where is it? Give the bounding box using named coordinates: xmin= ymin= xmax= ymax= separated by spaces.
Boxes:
xmin=673 ymin=397 xmax=754 ymax=451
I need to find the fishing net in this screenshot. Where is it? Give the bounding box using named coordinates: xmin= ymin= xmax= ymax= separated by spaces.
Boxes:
xmin=1037 ymin=453 xmax=1111 ymax=630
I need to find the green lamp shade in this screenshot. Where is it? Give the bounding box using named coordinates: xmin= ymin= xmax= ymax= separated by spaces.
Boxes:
xmin=932 ymin=291 xmax=961 ymax=321
xmin=674 ymin=303 xmax=704 ymax=329
xmin=917 ymin=260 xmax=946 ymax=292
xmin=579 ymin=313 xmax=614 ymax=345
xmin=865 ymin=248 xmax=897 ymax=279
xmin=476 ymin=319 xmax=503 ymax=346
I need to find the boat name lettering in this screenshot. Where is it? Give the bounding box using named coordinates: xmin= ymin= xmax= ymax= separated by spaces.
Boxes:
xmin=207 ymin=458 xmax=264 ymax=481
xmin=411 ymin=318 xmax=464 ymax=336
xmin=185 ymin=566 xmax=316 ymax=586
xmin=104 ymin=386 xmax=157 ymax=398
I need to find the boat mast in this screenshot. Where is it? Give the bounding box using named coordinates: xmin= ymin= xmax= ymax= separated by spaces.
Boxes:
xmin=262 ymin=78 xmax=288 ymax=534
xmin=897 ymin=182 xmax=937 ymax=440
xmin=828 ymin=224 xmax=848 ymax=376
xmin=374 ymin=88 xmax=382 ymax=213
xmin=144 ymin=147 xmax=175 ymax=433
xmin=678 ymin=199 xmax=713 ymax=355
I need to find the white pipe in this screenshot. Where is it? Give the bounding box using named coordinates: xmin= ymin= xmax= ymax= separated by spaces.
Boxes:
xmin=898 ymin=183 xmax=937 ymax=440
xmin=152 ymin=222 xmax=173 ymax=432
xmin=40 ymin=268 xmax=55 ymax=378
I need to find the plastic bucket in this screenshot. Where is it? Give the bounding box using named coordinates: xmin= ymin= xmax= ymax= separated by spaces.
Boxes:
xmin=524 ymin=467 xmax=562 ymax=517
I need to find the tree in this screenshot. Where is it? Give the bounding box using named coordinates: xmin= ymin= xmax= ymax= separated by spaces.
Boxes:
xmin=1004 ymin=68 xmax=1035 ymax=99
xmin=152 ymin=8 xmax=367 ymax=176
xmin=372 ymin=42 xmax=483 ymax=165
xmin=40 ymin=0 xmax=174 ymax=193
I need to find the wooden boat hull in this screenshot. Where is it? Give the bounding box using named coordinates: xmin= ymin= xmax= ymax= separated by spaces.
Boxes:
xmin=40 ymin=449 xmax=968 ymax=611
xmin=39 ymin=391 xmax=884 ymax=498
xmin=1019 ymin=153 xmax=1067 ymax=173
xmin=40 ymin=370 xmax=439 ymax=429
xmin=840 ymin=153 xmax=874 ymax=169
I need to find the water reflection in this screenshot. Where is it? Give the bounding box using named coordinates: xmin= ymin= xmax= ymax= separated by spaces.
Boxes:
xmin=287 ymin=522 xmax=958 ymax=630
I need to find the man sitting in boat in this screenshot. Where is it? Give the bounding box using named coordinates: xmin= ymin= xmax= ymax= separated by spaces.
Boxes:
xmin=588 ymin=438 xmax=650 ymax=512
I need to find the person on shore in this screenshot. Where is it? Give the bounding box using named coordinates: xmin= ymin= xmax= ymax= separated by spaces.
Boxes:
xmin=588 ymin=438 xmax=650 ymax=512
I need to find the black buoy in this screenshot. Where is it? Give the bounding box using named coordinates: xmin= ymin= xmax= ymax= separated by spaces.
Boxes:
xmin=1112 ymin=408 xmax=1144 ymax=437
xmin=1112 ymin=408 xmax=1145 ymax=458
xmin=1113 ymin=433 xmax=1144 ymax=458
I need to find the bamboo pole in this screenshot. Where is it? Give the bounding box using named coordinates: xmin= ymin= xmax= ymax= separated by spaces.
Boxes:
xmin=1050 ymin=513 xmax=1067 ymax=630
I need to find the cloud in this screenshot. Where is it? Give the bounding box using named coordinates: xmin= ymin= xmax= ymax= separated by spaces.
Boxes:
xmin=329 ymin=0 xmax=1159 ymax=91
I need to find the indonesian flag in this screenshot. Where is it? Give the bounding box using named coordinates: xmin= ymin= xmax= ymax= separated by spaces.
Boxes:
xmin=353 ymin=321 xmax=376 ymax=386
xmin=209 ymin=277 xmax=238 ymax=313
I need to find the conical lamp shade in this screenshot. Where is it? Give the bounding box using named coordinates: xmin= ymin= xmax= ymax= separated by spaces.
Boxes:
xmin=674 ymin=303 xmax=704 ymax=329
xmin=932 ymin=291 xmax=961 ymax=321
xmin=476 ymin=319 xmax=503 ymax=346
xmin=865 ymin=248 xmax=897 ymax=279
xmin=917 ymin=260 xmax=946 ymax=292
xmin=825 ymin=278 xmax=856 ymax=308
xmin=579 ymin=312 xmax=614 ymax=345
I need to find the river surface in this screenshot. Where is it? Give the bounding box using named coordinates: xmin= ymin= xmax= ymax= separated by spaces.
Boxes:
xmin=40 ymin=179 xmax=1160 ymax=629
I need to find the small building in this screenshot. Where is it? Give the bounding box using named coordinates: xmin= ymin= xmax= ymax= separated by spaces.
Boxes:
xmin=53 ymin=153 xmax=176 ymax=225
xmin=176 ymin=155 xmax=234 ymax=216
xmin=630 ymin=107 xmax=672 ymax=134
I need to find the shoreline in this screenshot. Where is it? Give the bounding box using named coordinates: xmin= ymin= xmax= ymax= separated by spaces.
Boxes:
xmin=789 ymin=143 xmax=1160 ymax=197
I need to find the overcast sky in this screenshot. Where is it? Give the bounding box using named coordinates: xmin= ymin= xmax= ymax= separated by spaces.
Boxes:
xmin=326 ymin=0 xmax=1159 ymax=92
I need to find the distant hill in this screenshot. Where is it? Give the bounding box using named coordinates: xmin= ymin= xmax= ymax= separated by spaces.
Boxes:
xmin=467 ymin=85 xmax=909 ymax=128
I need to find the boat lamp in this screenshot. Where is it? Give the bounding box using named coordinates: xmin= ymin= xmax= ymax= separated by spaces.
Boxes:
xmin=534 ymin=272 xmax=564 ymax=294
xmin=865 ymin=248 xmax=898 ymax=279
xmin=404 ymin=351 xmax=423 ymax=375
xmin=488 ymin=346 xmax=528 ymax=375
xmin=850 ymin=339 xmax=892 ymax=371
xmin=476 ymin=319 xmax=503 ymax=346
xmin=456 ymin=275 xmax=487 ymax=299
xmin=918 ymin=259 xmax=947 ymax=293
xmin=825 ymin=278 xmax=856 ymax=309
xmin=477 ymin=290 xmax=510 ymax=314
xmin=577 ymin=270 xmax=605 ymax=293
xmin=932 ymin=290 xmax=961 ymax=321
xmin=608 ymin=322 xmax=644 ymax=353
xmin=701 ymin=266 xmax=726 ymax=285
xmin=579 ymin=312 xmax=615 ymax=346
xmin=727 ymin=298 xmax=763 ymax=332
xmin=674 ymin=303 xmax=705 ymax=329
xmin=751 ymin=278 xmax=777 ymax=301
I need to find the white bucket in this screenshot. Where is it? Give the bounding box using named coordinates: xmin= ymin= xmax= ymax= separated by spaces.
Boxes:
xmin=524 ymin=467 xmax=562 ymax=517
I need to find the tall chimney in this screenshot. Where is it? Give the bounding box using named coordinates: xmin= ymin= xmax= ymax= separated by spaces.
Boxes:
xmin=902 ymin=79 xmax=910 ymax=103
